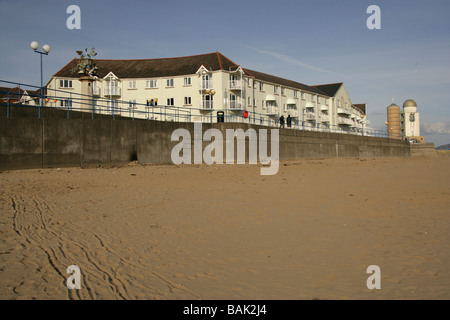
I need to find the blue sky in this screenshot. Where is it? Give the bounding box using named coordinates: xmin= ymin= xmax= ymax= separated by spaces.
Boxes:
xmin=1 ymin=0 xmax=449 ymax=146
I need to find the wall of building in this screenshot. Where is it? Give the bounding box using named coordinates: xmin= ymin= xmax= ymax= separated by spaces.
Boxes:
xmin=48 ymin=71 xmax=347 ymax=128
xmin=403 ymin=111 xmax=420 ymax=137
xmin=0 ymin=106 xmax=410 ymax=171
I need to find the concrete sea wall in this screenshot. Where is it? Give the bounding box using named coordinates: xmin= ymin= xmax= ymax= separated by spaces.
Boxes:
xmin=0 ymin=106 xmax=410 ymax=170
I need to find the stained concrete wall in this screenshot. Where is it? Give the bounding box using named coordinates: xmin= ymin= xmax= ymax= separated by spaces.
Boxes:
xmin=410 ymin=143 xmax=437 ymax=157
xmin=0 ymin=105 xmax=410 ymax=171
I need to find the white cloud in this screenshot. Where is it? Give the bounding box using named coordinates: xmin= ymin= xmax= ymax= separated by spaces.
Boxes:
xmin=422 ymin=122 xmax=450 ymax=135
xmin=248 ymin=46 xmax=384 ymax=91
xmin=250 ymin=47 xmax=340 ymax=76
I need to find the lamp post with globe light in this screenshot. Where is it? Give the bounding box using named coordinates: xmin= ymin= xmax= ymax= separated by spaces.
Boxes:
xmin=30 ymin=41 xmax=51 ymax=116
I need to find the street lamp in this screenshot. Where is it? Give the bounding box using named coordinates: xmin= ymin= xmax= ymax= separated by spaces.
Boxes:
xmin=30 ymin=41 xmax=51 ymax=116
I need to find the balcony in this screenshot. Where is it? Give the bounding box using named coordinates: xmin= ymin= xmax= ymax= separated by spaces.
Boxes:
xmin=230 ymin=100 xmax=244 ymax=110
xmin=104 ymin=87 xmax=121 ymax=97
xmin=320 ymin=114 xmax=330 ymax=122
xmin=200 ymin=101 xmax=214 ymax=110
xmin=337 ymin=108 xmax=351 ymax=115
xmin=338 ymin=116 xmax=353 ymax=126
xmin=288 ymin=109 xmax=299 ymax=118
xmin=305 ymin=112 xmax=316 ymax=121
xmin=199 ymin=80 xmax=214 ymax=91
xmin=266 ymin=106 xmax=278 ymax=115
xmin=229 ymin=80 xmax=242 ymax=90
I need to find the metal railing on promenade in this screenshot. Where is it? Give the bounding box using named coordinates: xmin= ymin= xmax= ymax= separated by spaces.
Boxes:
xmin=0 ymin=79 xmax=403 ymax=140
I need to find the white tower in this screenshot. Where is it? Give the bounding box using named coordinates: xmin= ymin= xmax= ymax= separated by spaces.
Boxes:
xmin=402 ymin=99 xmax=422 ymax=141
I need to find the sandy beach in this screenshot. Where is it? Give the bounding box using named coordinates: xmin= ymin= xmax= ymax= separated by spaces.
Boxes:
xmin=0 ymin=155 xmax=449 ymax=300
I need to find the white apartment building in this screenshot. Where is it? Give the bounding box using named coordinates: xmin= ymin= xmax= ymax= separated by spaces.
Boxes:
xmin=46 ymin=52 xmax=369 ymax=132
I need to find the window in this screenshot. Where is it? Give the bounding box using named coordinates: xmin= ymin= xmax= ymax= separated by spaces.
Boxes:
xmin=146 ymin=79 xmax=158 ymax=88
xmin=166 ymin=78 xmax=174 ymax=87
xmin=59 ymin=79 xmax=73 ymax=88
xmin=311 ymin=94 xmax=315 ymax=102
xmin=301 ymin=91 xmax=305 ymax=100
xmin=184 ymin=96 xmax=192 ymax=105
xmin=105 ymin=81 xmax=119 ymax=96
xmin=201 ymin=74 xmax=212 ymax=89
xmin=317 ymin=96 xmax=320 ymax=104
xmin=230 ymin=94 xmax=237 ymax=109
xmin=167 ymin=98 xmax=174 ymax=106
xmin=259 ymin=82 xmax=264 ymax=91
xmin=274 ymin=86 xmax=279 ymax=94
xmin=229 ymin=74 xmax=240 ymax=89
xmin=128 ymin=81 xmax=137 ymax=89
xmin=336 ymin=100 xmax=340 ymax=107
xmin=202 ymin=94 xmax=213 ymax=109
xmin=128 ymin=99 xmax=137 ymax=108
xmin=60 ymin=99 xmax=72 ymax=107
xmin=107 ymin=100 xmax=118 ymax=112
xmin=281 ymin=87 xmax=285 ymax=95
xmin=184 ymin=77 xmax=191 ymax=86
xmin=92 ymin=81 xmax=100 ymax=95
xmin=294 ymin=90 xmax=298 ymax=98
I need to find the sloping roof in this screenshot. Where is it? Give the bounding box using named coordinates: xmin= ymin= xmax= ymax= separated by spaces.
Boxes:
xmin=243 ymin=68 xmax=328 ymax=96
xmin=311 ymin=83 xmax=343 ymax=97
xmin=52 ymin=51 xmax=350 ymax=98
xmin=0 ymin=86 xmax=27 ymax=101
xmin=53 ymin=52 xmax=241 ymax=79
xmin=353 ymin=104 xmax=366 ymax=114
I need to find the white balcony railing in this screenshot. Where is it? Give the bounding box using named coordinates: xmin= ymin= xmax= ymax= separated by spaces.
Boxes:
xmin=93 ymin=87 xmax=101 ymax=96
xmin=338 ymin=116 xmax=353 ymax=125
xmin=199 ymin=80 xmax=214 ymax=90
xmin=200 ymin=101 xmax=214 ymax=110
xmin=337 ymin=108 xmax=351 ymax=115
xmin=320 ymin=114 xmax=330 ymax=122
xmin=104 ymin=87 xmax=121 ymax=96
xmin=230 ymin=100 xmax=244 ymax=110
xmin=288 ymin=109 xmax=299 ymax=118
xmin=266 ymin=106 xmax=278 ymax=115
xmin=305 ymin=112 xmax=316 ymax=121
xmin=229 ymin=80 xmax=242 ymax=90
